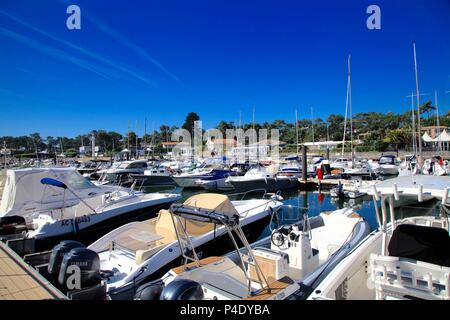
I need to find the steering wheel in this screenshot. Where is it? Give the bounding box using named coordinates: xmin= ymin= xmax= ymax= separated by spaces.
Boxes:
xmin=271 ymin=230 xmax=285 ymax=247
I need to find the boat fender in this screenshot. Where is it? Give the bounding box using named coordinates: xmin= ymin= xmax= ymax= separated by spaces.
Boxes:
xmin=160 ymin=279 xmax=204 ymax=300
xmin=134 ymin=282 xmax=164 ymax=300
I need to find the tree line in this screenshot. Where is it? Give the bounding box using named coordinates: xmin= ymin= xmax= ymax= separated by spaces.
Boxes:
xmin=2 ymin=104 xmax=449 ymax=157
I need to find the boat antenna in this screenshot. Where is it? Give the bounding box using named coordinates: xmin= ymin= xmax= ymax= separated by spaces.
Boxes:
xmin=295 ymin=108 xmax=299 ymax=155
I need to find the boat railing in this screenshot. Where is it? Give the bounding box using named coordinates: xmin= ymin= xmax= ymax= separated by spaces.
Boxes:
xmin=227 ymin=188 xmax=268 ymax=201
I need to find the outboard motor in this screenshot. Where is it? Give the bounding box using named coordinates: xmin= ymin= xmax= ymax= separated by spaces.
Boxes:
xmin=58 ymin=247 xmax=101 ymax=292
xmin=134 ymin=282 xmax=164 ymax=300
xmin=0 ymin=216 xmax=27 ymax=236
xmin=160 ymin=279 xmax=204 ymax=300
xmin=48 ymin=240 xmax=85 ymax=281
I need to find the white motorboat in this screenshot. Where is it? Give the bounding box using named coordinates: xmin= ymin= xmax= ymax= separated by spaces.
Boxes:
xmin=139 ymin=204 xmax=370 ymax=300
xmin=372 ymin=155 xmax=399 ymax=176
xmin=128 ymin=166 xmax=177 ymax=186
xmin=96 ymin=160 xmax=149 ymax=185
xmin=308 ymin=180 xmax=450 ymax=300
xmin=226 ymin=164 xmax=299 ymax=193
xmin=31 ymin=193 xmax=282 ymax=299
xmin=0 ymin=168 xmax=181 ymax=252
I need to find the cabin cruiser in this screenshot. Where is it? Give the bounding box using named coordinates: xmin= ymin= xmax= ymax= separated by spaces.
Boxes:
xmin=128 ymin=165 xmax=177 ymax=187
xmin=137 ymin=202 xmax=370 ymax=300
xmin=194 ymin=169 xmax=238 ymax=191
xmin=172 ymin=163 xmax=221 ymax=188
xmin=308 ymin=182 xmax=450 ymax=300
xmin=278 ymin=156 xmax=302 ymax=177
xmin=225 ymin=164 xmax=299 ymax=193
xmin=371 ymin=155 xmax=399 ymax=176
xmin=77 ymin=160 xmax=112 ymax=180
xmin=330 ymin=158 xmax=352 ymax=170
xmin=26 ymin=193 xmax=282 ymax=300
xmin=96 ymin=160 xmax=149 ymax=186
xmin=0 ymin=168 xmax=181 ymax=253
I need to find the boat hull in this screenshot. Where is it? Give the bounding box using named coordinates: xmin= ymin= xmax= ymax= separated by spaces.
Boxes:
xmin=229 ymin=177 xmax=299 ymax=193
xmin=11 ymin=197 xmax=180 ymax=254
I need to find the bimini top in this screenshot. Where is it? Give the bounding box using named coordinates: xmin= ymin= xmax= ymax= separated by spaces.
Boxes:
xmin=170 ymin=193 xmax=240 ymax=226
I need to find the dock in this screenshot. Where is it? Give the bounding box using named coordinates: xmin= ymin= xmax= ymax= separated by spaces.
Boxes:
xmin=0 ymin=241 xmax=67 ymax=300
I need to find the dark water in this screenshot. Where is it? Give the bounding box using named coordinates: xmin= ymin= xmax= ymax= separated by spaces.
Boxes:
xmin=142 ymin=185 xmax=443 ymax=240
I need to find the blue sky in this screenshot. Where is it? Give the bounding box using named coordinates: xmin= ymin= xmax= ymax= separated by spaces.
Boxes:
xmin=0 ymin=0 xmax=449 ymax=138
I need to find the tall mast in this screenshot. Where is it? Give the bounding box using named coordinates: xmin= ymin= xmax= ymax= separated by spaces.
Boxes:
xmin=342 ymin=68 xmax=350 ymax=158
xmin=413 ymin=43 xmax=423 ymax=164
xmin=435 ymin=91 xmax=441 ymax=154
xmin=348 ymin=54 xmax=354 ymax=165
xmin=144 ymin=117 xmax=147 ymax=158
xmin=410 ymin=92 xmax=417 ymax=158
xmin=135 ymin=120 xmax=139 ymax=159
xmin=295 ymin=108 xmax=299 ymax=155
xmin=310 ymin=106 xmax=315 ymax=144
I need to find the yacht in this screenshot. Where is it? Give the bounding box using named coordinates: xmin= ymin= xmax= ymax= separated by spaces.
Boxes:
xmin=96 ymin=160 xmax=149 ymax=186
xmin=194 ymin=169 xmax=238 ymax=191
xmin=137 ymin=202 xmax=370 ymax=300
xmin=308 ymin=179 xmax=450 ymax=300
xmin=278 ymin=156 xmax=302 ymax=177
xmin=371 ymin=155 xmax=399 ymax=176
xmin=128 ymin=165 xmax=177 ymax=187
xmin=171 ymin=163 xmax=220 ymax=188
xmin=0 ymin=168 xmax=181 ymax=252
xmin=225 ymin=164 xmax=299 ymax=193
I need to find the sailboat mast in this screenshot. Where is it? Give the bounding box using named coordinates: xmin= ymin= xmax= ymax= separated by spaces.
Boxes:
xmin=342 ymin=71 xmax=349 ymax=158
xmin=413 ymin=43 xmax=423 ymax=164
xmin=310 ymin=106 xmax=315 ymax=144
xmin=410 ymin=92 xmax=417 ymax=158
xmin=435 ymin=91 xmax=441 ymax=154
xmin=295 ymin=109 xmax=299 ymax=155
xmin=348 ymin=55 xmax=354 ymax=165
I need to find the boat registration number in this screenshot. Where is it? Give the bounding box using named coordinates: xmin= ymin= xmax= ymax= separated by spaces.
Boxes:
xmin=60 ymin=215 xmax=91 ymax=226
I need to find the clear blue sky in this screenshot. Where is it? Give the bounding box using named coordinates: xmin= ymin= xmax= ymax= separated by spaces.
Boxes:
xmin=0 ymin=0 xmax=449 ymax=138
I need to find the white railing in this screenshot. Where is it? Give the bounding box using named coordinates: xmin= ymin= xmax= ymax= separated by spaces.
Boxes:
xmin=369 ymin=253 xmax=450 ymax=300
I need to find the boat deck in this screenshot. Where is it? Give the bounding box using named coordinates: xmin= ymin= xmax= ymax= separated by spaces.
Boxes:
xmin=0 ymin=241 xmax=67 ymax=300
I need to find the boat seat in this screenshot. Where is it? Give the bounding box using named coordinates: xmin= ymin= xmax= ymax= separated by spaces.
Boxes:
xmin=134 ymin=210 xmax=215 ymax=265
xmin=388 ymin=224 xmax=450 ymax=267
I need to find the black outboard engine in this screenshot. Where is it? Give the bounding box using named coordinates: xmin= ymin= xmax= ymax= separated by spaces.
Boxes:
xmin=134 ymin=282 xmax=164 ymax=300
xmin=160 ymin=279 xmax=204 ymax=300
xmin=0 ymin=216 xmax=27 ymax=236
xmin=48 ymin=240 xmax=85 ymax=281
xmin=58 ymin=247 xmax=101 ymax=292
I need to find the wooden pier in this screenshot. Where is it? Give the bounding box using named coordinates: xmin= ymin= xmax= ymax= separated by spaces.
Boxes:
xmin=0 ymin=241 xmax=67 ymax=300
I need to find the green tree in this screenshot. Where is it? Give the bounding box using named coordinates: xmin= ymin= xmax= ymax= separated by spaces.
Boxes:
xmin=182 ymin=112 xmax=200 ymax=134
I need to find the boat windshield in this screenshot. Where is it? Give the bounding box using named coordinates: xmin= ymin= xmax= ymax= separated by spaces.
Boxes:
xmin=379 ymin=157 xmax=394 ymax=165
xmin=63 ymin=171 xmax=97 ymax=190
